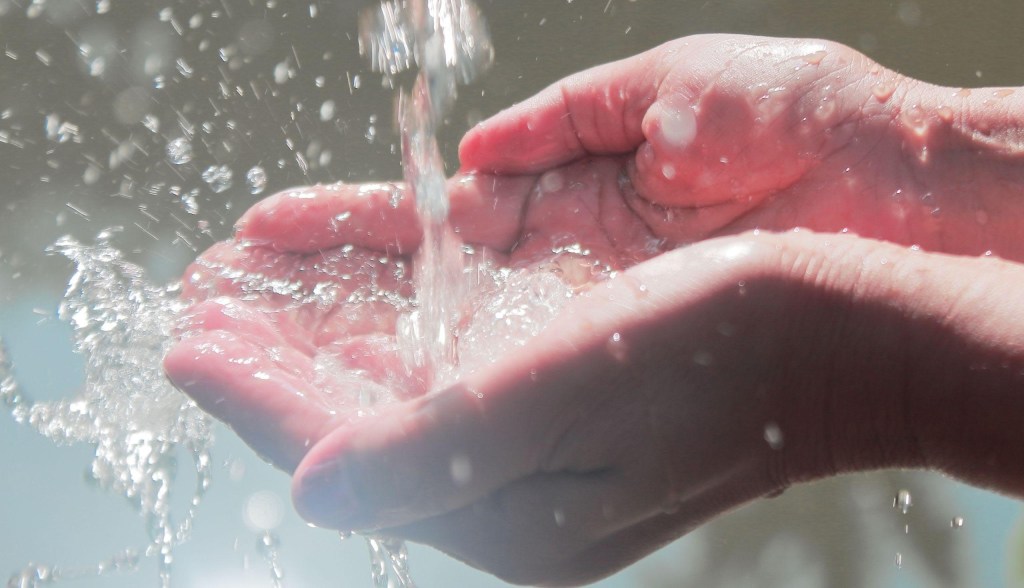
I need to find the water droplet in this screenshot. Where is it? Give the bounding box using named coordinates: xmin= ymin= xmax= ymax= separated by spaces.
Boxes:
xmin=894 ymin=552 xmax=903 ymax=569
xmin=244 ymin=491 xmax=284 ymax=531
xmin=166 ymin=138 xmax=193 ymax=165
xmin=553 ymin=509 xmax=566 ymax=527
xmin=449 ymin=454 xmax=472 ymax=486
xmin=803 ymin=49 xmax=828 ymax=65
xmin=202 ymin=165 xmax=234 ymax=193
xmin=692 ymin=350 xmax=714 ymax=367
xmin=539 ymin=170 xmax=564 ymax=193
xmin=658 ymin=104 xmax=697 ymax=148
xmin=951 ymin=516 xmax=964 ymax=528
xmin=180 ymin=190 xmax=200 ymax=215
xmin=893 ymin=489 xmax=912 ymax=514
xmin=320 ymin=99 xmax=336 ymax=121
xmin=662 ymin=163 xmax=676 ymax=179
xmin=246 ymin=166 xmax=268 ymax=195
xmin=763 ymin=422 xmax=784 ymax=450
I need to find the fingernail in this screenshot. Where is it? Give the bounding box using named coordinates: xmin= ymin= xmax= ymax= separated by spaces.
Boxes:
xmin=294 ymin=460 xmax=359 ymax=528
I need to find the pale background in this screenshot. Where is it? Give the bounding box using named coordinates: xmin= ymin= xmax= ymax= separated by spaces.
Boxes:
xmin=2 ymin=0 xmax=1023 ymax=586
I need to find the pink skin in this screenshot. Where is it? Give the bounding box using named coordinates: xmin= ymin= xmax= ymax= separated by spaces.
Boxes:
xmin=165 ymin=34 xmax=1024 ymax=586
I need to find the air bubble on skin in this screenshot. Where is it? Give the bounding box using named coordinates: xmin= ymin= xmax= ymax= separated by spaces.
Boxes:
xmin=657 ymin=104 xmax=697 ymax=149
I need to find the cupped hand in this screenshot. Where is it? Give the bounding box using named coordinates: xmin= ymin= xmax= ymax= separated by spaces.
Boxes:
xmin=459 ymin=33 xmax=1024 ymax=259
xmin=286 ymin=227 xmax=1024 ymax=587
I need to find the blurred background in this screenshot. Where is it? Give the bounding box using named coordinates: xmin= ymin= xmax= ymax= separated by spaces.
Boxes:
xmin=2 ymin=0 xmax=1023 ymax=586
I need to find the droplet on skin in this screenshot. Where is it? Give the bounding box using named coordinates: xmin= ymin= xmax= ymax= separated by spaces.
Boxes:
xmin=662 ymin=163 xmax=676 ymax=180
xmin=606 ymin=332 xmax=628 ymax=362
xmin=803 ymin=49 xmax=828 ymax=65
xmin=657 ymin=104 xmax=697 ymax=149
xmin=936 ymin=106 xmax=955 ymax=123
xmin=873 ymin=82 xmax=896 ymax=103
xmin=539 ymin=170 xmax=564 ymax=193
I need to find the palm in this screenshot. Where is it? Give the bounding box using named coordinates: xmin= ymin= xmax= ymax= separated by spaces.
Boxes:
xmin=164 ymin=170 xmax=660 ymax=473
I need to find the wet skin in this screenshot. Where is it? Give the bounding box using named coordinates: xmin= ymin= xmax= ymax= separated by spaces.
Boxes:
xmin=165 ymin=34 xmax=1024 ymax=586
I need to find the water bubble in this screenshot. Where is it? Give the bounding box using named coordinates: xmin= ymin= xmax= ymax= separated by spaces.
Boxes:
xmin=246 ymin=166 xmax=268 ymax=194
xmin=202 ymin=165 xmax=234 ymax=193
xmin=166 ymin=138 xmax=193 ymax=165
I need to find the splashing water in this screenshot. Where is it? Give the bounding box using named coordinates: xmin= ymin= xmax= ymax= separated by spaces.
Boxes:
xmin=3 ymin=231 xmax=213 ymax=588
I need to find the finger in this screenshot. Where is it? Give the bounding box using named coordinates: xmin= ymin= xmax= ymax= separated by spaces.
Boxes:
xmin=165 ymin=329 xmax=335 ymax=472
xmin=290 ymin=382 xmax=541 ymax=532
xmin=458 ymin=46 xmax=669 ymax=174
xmin=234 ymin=175 xmax=535 ymax=255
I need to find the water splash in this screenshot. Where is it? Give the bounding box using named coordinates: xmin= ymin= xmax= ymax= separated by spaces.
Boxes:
xmin=3 ymin=231 xmax=213 ymax=588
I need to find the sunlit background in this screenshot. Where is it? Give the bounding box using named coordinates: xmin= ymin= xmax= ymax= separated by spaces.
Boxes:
xmin=2 ymin=0 xmax=1024 ymax=586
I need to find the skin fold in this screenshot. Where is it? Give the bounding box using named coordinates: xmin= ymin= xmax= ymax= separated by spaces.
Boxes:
xmin=164 ymin=34 xmax=1024 ymax=586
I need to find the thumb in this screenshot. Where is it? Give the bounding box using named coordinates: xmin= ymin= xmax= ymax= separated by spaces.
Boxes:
xmin=291 ymin=374 xmax=554 ymax=532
